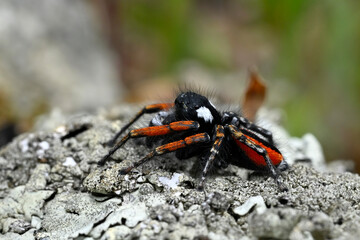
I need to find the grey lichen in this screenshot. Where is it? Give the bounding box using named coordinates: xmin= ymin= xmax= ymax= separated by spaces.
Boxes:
xmin=0 ymin=106 xmax=360 ymax=240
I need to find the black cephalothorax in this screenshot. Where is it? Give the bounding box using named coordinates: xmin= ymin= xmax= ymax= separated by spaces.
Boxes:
xmin=99 ymin=91 xmax=288 ymax=191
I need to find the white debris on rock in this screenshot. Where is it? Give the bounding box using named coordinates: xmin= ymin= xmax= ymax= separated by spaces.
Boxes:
xmin=55 ymin=125 xmax=66 ymax=134
xmin=159 ymin=173 xmax=182 ymax=190
xmin=38 ymin=141 xmax=50 ymax=151
xmin=302 ymin=133 xmax=326 ymax=169
xmin=62 ymin=157 xmax=77 ymax=167
xmin=286 ymin=133 xmax=326 ymax=170
xmin=36 ymin=141 xmax=51 ymax=158
xmin=19 ymin=139 xmax=30 ymax=153
xmin=233 ymin=196 xmax=267 ymax=216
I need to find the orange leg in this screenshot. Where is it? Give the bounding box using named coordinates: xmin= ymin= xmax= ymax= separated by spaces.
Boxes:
xmin=119 ymin=133 xmax=210 ymax=175
xmin=98 ymin=120 xmax=199 ymax=166
xmin=107 ymin=103 xmax=175 ymax=146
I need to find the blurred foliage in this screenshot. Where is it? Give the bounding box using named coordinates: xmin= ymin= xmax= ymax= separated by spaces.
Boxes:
xmin=98 ymin=0 xmax=360 ymax=169
xmin=259 ymin=0 xmax=360 ymax=165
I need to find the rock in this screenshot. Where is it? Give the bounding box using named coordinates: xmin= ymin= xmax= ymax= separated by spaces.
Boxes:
xmin=38 ymin=192 xmax=121 ymax=239
xmin=0 ymin=186 xmax=54 ymax=223
xmin=90 ymin=201 xmax=147 ymax=238
xmin=248 ymin=208 xmax=301 ymax=239
xmin=0 ymin=105 xmax=359 ymax=239
xmin=139 ymin=183 xmax=155 ymax=195
xmin=289 ymin=212 xmax=334 ymax=240
xmin=25 ymin=164 xmax=50 ymax=191
xmin=1 ymin=218 xmax=31 ymax=234
xmin=1 ymin=229 xmax=35 ymax=240
xmin=204 ymin=191 xmax=233 ymax=213
xmin=288 ymin=133 xmax=326 ymax=170
xmin=100 ymin=225 xmax=132 ymax=240
xmin=0 ymin=0 xmax=122 ymax=128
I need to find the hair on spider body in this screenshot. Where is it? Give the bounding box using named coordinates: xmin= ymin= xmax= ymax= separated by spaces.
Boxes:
xmin=99 ymin=91 xmax=288 ymax=191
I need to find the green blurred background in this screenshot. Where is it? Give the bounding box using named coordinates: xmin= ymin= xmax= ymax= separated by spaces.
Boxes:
xmin=0 ymin=0 xmax=359 ymax=171
xmin=110 ymin=0 xmax=360 ymax=169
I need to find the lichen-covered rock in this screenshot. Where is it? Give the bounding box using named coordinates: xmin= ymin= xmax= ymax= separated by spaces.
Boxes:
xmin=0 ymin=0 xmax=122 ymax=122
xmin=0 ymin=105 xmax=360 ymax=240
xmin=38 ymin=192 xmax=122 ymax=239
xmin=249 ymin=208 xmax=302 ymax=239
xmin=0 ymin=186 xmax=54 ymax=222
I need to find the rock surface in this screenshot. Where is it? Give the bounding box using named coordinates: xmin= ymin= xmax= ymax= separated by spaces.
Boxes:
xmin=0 ymin=0 xmax=122 ymax=120
xmin=0 ymin=105 xmax=359 ymax=240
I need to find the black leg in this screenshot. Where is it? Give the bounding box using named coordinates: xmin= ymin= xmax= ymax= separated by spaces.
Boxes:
xmin=238 ymin=116 xmax=274 ymax=144
xmin=198 ymin=125 xmax=225 ymax=190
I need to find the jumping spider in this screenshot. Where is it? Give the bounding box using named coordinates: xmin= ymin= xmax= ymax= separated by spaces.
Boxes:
xmin=98 ymin=91 xmax=288 ymax=191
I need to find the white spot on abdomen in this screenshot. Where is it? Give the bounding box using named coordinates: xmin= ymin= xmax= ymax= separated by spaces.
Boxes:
xmin=196 ymin=107 xmax=213 ymax=123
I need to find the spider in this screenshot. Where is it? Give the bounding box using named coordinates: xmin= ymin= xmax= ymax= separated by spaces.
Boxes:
xmin=98 ymin=91 xmax=288 ymax=191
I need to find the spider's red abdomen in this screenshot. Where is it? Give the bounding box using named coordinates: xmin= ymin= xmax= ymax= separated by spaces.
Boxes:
xmin=234 ymin=136 xmax=283 ymax=167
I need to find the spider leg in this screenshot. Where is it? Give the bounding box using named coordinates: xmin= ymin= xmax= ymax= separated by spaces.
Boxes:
xmin=98 ymin=121 xmax=199 ymax=166
xmin=227 ymin=125 xmax=288 ymax=191
xmin=198 ymin=125 xmax=225 ymax=190
xmin=238 ymin=117 xmax=274 ymax=144
xmin=107 ymin=103 xmax=175 ymax=146
xmin=119 ymin=133 xmax=210 ymax=175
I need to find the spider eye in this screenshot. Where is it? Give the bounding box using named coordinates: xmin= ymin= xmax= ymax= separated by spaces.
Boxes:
xmin=239 ymin=117 xmax=248 ymax=125
xmin=231 ymin=117 xmax=240 ymax=126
